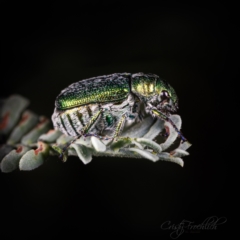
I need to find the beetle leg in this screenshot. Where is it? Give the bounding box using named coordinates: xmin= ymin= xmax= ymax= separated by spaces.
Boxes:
xmin=59 ymin=109 xmax=103 ymax=158
xmin=150 ymin=108 xmax=187 ymax=142
xmin=138 ymin=112 xmax=143 ymax=121
xmin=113 ymin=113 xmax=127 ymax=139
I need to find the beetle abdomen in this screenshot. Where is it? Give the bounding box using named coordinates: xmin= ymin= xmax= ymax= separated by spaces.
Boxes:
xmin=52 ymin=104 xmax=101 ymax=136
xmin=56 ymin=73 xmax=131 ymax=110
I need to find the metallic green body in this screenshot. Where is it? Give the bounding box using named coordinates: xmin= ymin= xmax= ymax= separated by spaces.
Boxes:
xmin=52 ymin=72 xmax=185 ymax=142
xmin=56 ymin=73 xmax=131 ymax=110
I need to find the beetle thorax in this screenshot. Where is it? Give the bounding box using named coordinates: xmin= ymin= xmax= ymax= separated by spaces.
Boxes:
xmin=131 ymin=73 xmax=159 ymax=100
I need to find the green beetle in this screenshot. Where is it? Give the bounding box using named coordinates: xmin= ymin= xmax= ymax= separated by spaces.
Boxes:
xmin=52 ymin=72 xmax=187 ymax=152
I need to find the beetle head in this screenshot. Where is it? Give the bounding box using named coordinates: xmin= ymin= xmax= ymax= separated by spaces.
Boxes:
xmin=156 ymin=78 xmax=178 ymax=112
xmin=156 ymin=78 xmax=179 ymax=113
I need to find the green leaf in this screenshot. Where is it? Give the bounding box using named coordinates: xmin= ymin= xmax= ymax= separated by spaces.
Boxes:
xmin=0 ymin=95 xmax=29 ymax=135
xmin=21 ymin=116 xmax=51 ymax=146
xmin=70 ymin=143 xmax=92 ymax=164
xmin=91 ymin=136 xmax=106 ymax=152
xmin=1 ymin=145 xmax=30 ymax=173
xmin=39 ymin=130 xmax=62 ymax=143
xmin=7 ymin=110 xmax=38 ymax=145
xmin=124 ymin=148 xmax=159 ymax=162
xmin=19 ymin=142 xmax=50 ymax=171
xmin=135 ymin=138 xmax=162 ymax=153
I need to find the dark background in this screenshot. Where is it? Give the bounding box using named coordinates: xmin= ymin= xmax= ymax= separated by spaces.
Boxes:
xmin=1 ymin=1 xmax=236 ymax=238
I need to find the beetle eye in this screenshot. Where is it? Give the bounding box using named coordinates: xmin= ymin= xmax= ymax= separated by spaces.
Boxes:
xmin=160 ymin=90 xmax=169 ymax=100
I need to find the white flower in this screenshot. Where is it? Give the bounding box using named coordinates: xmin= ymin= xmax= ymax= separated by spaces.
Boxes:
xmin=0 ymin=95 xmax=191 ymax=172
